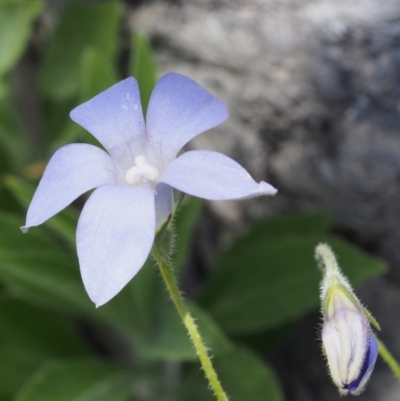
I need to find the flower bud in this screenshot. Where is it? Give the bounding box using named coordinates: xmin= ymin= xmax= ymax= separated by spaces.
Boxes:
xmin=315 ymin=244 xmax=378 ymax=395
xmin=322 ymin=287 xmax=378 ymax=395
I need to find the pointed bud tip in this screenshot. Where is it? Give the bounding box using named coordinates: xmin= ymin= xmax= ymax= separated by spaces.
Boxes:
xmin=20 ymin=226 xmax=29 ymax=234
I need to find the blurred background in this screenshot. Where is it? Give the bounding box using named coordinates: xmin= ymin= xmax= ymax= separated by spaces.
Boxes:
xmin=0 ymin=0 xmax=399 ymax=400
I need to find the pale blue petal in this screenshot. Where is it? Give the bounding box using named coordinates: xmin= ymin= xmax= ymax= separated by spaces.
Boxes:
xmin=146 ymin=73 xmax=229 ymax=163
xmin=22 ymin=144 xmax=117 ymax=231
xmin=70 ymin=77 xmax=146 ymax=164
xmin=155 ymin=183 xmax=174 ymax=229
xmin=158 ymin=150 xmax=277 ymax=200
xmin=77 ymin=185 xmax=155 ymax=307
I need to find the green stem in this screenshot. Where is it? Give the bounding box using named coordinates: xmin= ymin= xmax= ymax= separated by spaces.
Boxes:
xmin=154 ymin=254 xmax=229 ymax=401
xmin=377 ymin=336 xmax=400 ymax=381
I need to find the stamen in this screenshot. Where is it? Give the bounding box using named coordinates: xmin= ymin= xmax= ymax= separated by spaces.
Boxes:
xmin=125 ymin=165 xmax=141 ymax=184
xmin=141 ymin=164 xmax=159 ymax=181
xmin=125 ymin=155 xmax=159 ymax=185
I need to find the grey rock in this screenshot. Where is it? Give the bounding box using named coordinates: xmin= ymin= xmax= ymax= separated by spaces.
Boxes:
xmin=129 ymin=0 xmax=400 ymax=399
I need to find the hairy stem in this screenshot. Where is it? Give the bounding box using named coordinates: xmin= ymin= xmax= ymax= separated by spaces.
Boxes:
xmin=153 ymin=253 xmax=229 ymax=401
xmin=377 ymin=336 xmax=400 ymax=381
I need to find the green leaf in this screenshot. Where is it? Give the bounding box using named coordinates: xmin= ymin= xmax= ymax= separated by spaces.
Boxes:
xmin=141 ymin=300 xmax=232 ymax=361
xmin=111 ymin=257 xmax=161 ymax=341
xmin=40 ymin=1 xmax=121 ymax=100
xmin=0 ymin=87 xmax=30 ymax=172
xmin=129 ymin=32 xmax=157 ymax=113
xmin=4 ymin=175 xmax=78 ymax=246
xmin=16 ymin=359 xmax=131 ymax=401
xmin=113 ymin=198 xmax=204 ymax=343
xmin=0 ymin=210 xmax=141 ymax=337
xmin=0 ymin=297 xmax=89 ymax=399
xmin=235 ymin=211 xmax=333 ymax=244
xmin=173 ymin=197 xmax=203 ymax=275
xmin=0 ymin=248 xmax=131 ymax=343
xmin=181 ymin=348 xmax=284 ymax=401
xmin=2 ymin=177 xmax=172 ymax=344
xmin=1 ymin=188 xmax=203 ymax=350
xmin=0 ymin=249 xmax=91 ymax=314
xmin=200 ymin=230 xmax=386 ymax=334
xmin=232 ymin=322 xmax=296 ymax=357
xmin=80 ymin=48 xmax=118 ymax=103
xmin=51 ymin=47 xmax=119 ymax=149
xmin=0 ymin=1 xmax=43 ymax=77
xmin=46 ymin=45 xmax=119 ymax=150
xmin=0 ymin=209 xmax=61 ymax=250
xmin=41 ymin=97 xmax=77 ymax=152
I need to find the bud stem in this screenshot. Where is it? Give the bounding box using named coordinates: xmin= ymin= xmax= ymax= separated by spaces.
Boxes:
xmin=376 ymin=336 xmax=400 ymax=382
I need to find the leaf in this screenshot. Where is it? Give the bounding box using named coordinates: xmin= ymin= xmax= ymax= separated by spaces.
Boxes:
xmin=40 ymin=1 xmax=121 ymax=100
xmin=200 ymin=230 xmax=386 ymax=335
xmin=232 ymin=322 xmax=296 ymax=357
xmin=2 ymin=188 xmax=203 ymax=350
xmin=0 ymin=87 xmax=30 ymax=172
xmin=0 ymin=1 xmax=43 ymax=77
xmin=0 ymin=209 xmax=61 ymax=250
xmin=114 ymin=198 xmax=204 ymax=343
xmin=181 ymin=348 xmax=284 ymax=401
xmin=0 ymin=249 xmax=92 ymax=314
xmin=129 ymin=32 xmax=157 ymax=113
xmin=173 ymin=197 xmax=203 ymax=275
xmin=41 ymin=97 xmax=77 ymax=151
xmin=234 ymin=211 xmax=334 ymax=245
xmin=51 ymin=47 xmax=119 ymax=149
xmin=0 ymin=297 xmax=89 ymax=399
xmin=0 ymin=210 xmax=141 ymax=337
xmin=141 ymin=300 xmax=232 ymax=361
xmin=111 ymin=257 xmax=162 ymax=342
xmin=15 ymin=359 xmax=131 ymax=401
xmin=1 ymin=248 xmax=137 ymax=339
xmin=2 ymin=178 xmax=166 ymax=344
xmin=80 ymin=48 xmax=119 ymax=103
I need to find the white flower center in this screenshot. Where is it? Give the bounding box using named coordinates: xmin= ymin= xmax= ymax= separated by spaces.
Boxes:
xmin=125 ymin=155 xmax=160 ymax=185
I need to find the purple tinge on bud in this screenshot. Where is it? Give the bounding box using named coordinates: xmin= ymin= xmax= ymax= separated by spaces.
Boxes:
xmin=322 ymin=287 xmax=378 ymax=395
xmin=343 ymin=335 xmax=378 ymax=395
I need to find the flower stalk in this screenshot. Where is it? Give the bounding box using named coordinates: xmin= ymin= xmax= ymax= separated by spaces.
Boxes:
xmin=376 ymin=336 xmax=400 ymax=382
xmin=152 ymin=222 xmax=229 ymax=401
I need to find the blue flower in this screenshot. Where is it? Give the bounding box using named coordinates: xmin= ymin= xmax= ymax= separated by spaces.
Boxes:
xmin=22 ymin=73 xmax=277 ymax=307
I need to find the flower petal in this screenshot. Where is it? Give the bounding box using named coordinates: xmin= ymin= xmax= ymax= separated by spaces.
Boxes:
xmin=158 ymin=150 xmax=277 ymax=200
xmin=22 ymin=144 xmax=116 ymax=231
xmin=77 ymin=185 xmax=155 ymax=307
xmin=146 ymin=73 xmax=229 ymax=163
xmin=155 ymin=183 xmax=174 ymax=229
xmin=70 ymin=77 xmax=146 ymax=164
